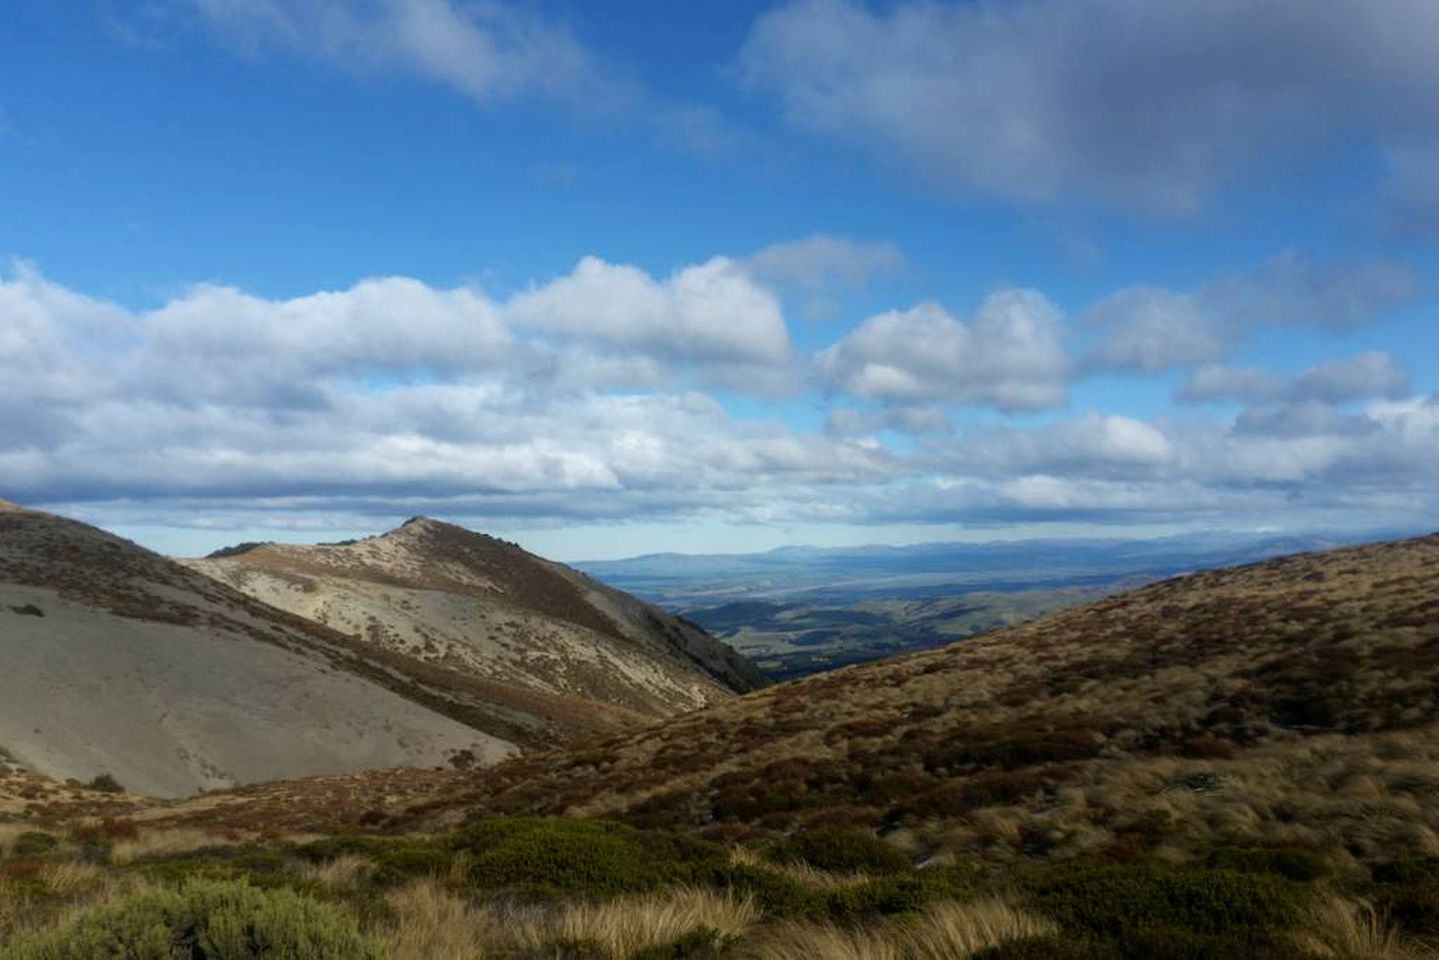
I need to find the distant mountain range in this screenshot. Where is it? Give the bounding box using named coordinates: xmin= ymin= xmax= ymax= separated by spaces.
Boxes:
xmin=576 ymin=529 xmax=1417 ymax=679
xmin=574 ymin=531 xmax=1398 ymax=605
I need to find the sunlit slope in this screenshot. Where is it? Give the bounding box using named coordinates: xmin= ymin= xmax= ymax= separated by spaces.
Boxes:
xmin=413 ymin=534 xmax=1439 ymax=865
xmin=188 ymin=518 xmax=765 ymax=727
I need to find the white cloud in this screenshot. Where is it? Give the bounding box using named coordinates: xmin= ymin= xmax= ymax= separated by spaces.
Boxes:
xmin=1086 ymin=287 xmax=1222 ymax=373
xmin=1175 ymin=365 xmax=1287 ymax=405
xmin=1290 ymin=351 xmax=1409 ymax=404
xmin=183 ymin=0 xmax=603 ymax=105
xmin=1088 ymin=254 xmax=1414 ymax=373
xmin=1178 ymin=352 xmax=1408 ymax=407
xmin=816 ymin=289 xmax=1069 ymax=410
xmin=744 ymin=235 xmax=902 ymax=319
xmin=508 ymin=255 xmax=791 ymax=370
xmin=5 ymin=259 xmax=1434 ymax=538
xmin=740 ymin=0 xmax=1439 ymax=212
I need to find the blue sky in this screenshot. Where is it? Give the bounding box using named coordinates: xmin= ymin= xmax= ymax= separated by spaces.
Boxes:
xmin=3 ymin=0 xmax=1438 ymax=560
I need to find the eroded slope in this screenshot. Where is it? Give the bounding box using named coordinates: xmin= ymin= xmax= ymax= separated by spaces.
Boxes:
xmin=0 ymin=507 xmax=514 ymax=797
xmin=188 ymin=518 xmax=765 ymax=723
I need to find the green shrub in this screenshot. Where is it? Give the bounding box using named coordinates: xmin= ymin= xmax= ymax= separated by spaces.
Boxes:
xmin=1204 ymin=846 xmax=1328 ymax=882
xmin=127 ymin=847 xmax=302 ymax=891
xmin=974 ymin=930 xmax=1311 ymax=960
xmin=714 ymin=864 xmax=823 ymax=918
xmin=765 ymin=827 xmax=910 ymax=874
xmin=631 ymin=928 xmax=726 ymax=959
xmin=0 ymin=878 xmax=379 ymax=959
xmin=1377 ymin=881 xmax=1439 ymax=936
xmin=6 ymin=832 xmax=60 ymax=859
xmin=1372 ymin=856 xmax=1439 ymax=885
xmin=1029 ymin=864 xmax=1305 ymax=937
xmin=451 ymin=817 xmax=727 ymax=898
xmin=823 ymin=867 xmax=977 ymax=922
xmin=85 ymin=773 xmax=124 ymax=794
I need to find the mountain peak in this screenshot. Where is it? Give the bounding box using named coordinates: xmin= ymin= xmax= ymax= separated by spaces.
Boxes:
xmin=0 ymin=498 xmax=25 ymax=513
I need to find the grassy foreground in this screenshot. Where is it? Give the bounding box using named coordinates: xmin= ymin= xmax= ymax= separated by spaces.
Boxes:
xmin=2 ymin=816 xmax=1437 ymax=958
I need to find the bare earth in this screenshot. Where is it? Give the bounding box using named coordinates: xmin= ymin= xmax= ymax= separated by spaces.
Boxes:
xmin=0 ymin=507 xmax=518 ymax=797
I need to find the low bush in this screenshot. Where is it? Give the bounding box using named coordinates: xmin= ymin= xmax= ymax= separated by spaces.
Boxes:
xmin=1204 ymin=845 xmax=1328 ymax=882
xmin=0 ymin=878 xmax=379 ymax=959
xmin=451 ymin=818 xmax=728 ymax=898
xmin=85 ymin=773 xmax=124 ymax=794
xmin=5 ymin=832 xmax=60 ymax=860
xmin=823 ymin=867 xmax=978 ymax=922
xmin=1028 ymin=864 xmax=1305 ymax=938
xmin=765 ymin=827 xmax=910 ymax=874
xmin=973 ymin=930 xmax=1312 ymax=960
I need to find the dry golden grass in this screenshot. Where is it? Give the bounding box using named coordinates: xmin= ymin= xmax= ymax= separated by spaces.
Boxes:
xmin=743 ymin=898 xmax=1053 ymax=960
xmin=1293 ymin=893 xmax=1438 ymax=959
xmin=382 ymin=879 xmax=503 ymax=960
xmin=903 ymin=898 xmax=1060 ymax=958
xmin=301 ymin=853 xmax=376 ymax=893
xmin=729 ymin=845 xmax=871 ymax=889
xmin=543 ymin=886 xmax=759 ymax=956
xmin=382 ymin=880 xmax=758 ymax=959
xmin=108 ymin=826 xmax=242 ymax=864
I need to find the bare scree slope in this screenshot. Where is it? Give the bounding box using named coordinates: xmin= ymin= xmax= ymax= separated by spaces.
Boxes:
xmin=0 ymin=506 xmax=762 ymax=798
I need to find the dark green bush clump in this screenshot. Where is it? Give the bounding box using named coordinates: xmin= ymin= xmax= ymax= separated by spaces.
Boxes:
xmin=451 ymin=817 xmax=728 ymax=898
xmin=6 ymin=832 xmax=60 ymax=859
xmin=765 ymin=827 xmax=910 ymax=874
xmin=1204 ymin=845 xmax=1328 ymax=882
xmin=85 ymin=773 xmax=124 ymax=794
xmin=974 ymin=929 xmax=1312 ymax=960
xmin=823 ymin=867 xmax=978 ymax=922
xmin=1029 ymin=864 xmax=1304 ymax=937
xmin=0 ymin=878 xmax=378 ymax=959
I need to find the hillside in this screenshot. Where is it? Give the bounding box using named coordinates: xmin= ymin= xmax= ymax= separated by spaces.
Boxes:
xmin=401 ymin=533 xmax=1439 ymax=868
xmin=0 ymin=505 xmax=513 ymax=797
xmin=186 ymin=518 xmax=765 ymax=720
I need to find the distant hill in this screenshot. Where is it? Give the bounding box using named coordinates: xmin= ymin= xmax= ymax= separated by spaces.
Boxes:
xmin=583 ymin=530 xmax=1390 ymax=680
xmin=575 ymin=531 xmax=1370 ymax=605
xmin=187 ymin=518 xmax=765 ymax=723
xmin=0 ymin=505 xmax=513 ymax=797
xmin=405 ymin=533 xmax=1439 ymax=868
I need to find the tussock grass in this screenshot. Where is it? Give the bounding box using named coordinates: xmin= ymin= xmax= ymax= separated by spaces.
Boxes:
xmin=730 ymin=845 xmax=871 ymax=890
xmin=383 ymin=880 xmax=758 ymax=958
xmin=301 ymin=853 xmax=376 ymax=893
xmin=383 ymin=880 xmax=501 ymax=960
xmin=1293 ymin=893 xmax=1427 ymax=959
xmin=108 ymin=826 xmax=241 ymax=864
xmin=744 ymin=897 xmax=1052 ymax=960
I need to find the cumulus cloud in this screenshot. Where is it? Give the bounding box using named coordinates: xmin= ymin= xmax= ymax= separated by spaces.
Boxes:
xmin=1088 ymin=253 xmax=1414 ymax=373
xmin=508 ymin=255 xmax=791 ymax=370
xmin=5 ymin=258 xmax=1434 ymax=538
xmin=181 ymin=0 xmax=606 ymax=105
xmin=816 ymin=289 xmax=1069 ymax=410
xmin=745 ymin=235 xmax=902 ymax=319
xmin=1177 ymin=352 xmax=1408 ymax=407
xmin=740 ymin=0 xmax=1439 ymax=211
xmin=1175 ymin=365 xmax=1287 ymax=405
xmin=0 ymin=259 xmax=896 ymax=529
xmin=1086 ymin=287 xmax=1222 ymax=373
